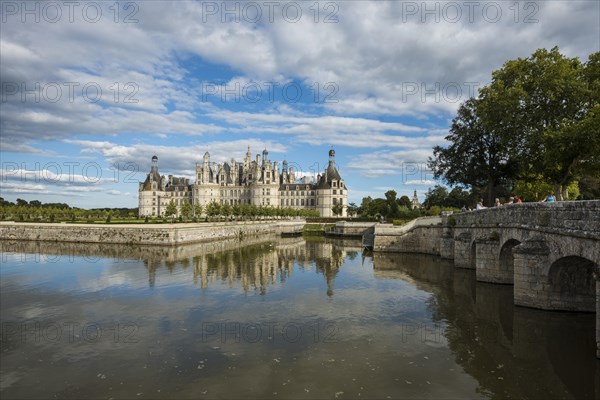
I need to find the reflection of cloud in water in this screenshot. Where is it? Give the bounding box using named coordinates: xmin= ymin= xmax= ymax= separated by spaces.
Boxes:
xmin=1 ymin=238 xmax=597 ymax=399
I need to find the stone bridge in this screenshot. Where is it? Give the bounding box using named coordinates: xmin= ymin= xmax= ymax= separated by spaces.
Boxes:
xmin=361 ymin=200 xmax=600 ymax=356
xmin=450 ymin=201 xmax=599 ymax=314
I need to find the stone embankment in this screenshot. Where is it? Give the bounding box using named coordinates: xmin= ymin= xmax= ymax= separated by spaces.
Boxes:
xmin=0 ymin=220 xmax=305 ymax=246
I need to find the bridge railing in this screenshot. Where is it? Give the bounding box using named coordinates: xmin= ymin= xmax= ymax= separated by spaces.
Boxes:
xmin=452 ymin=200 xmax=600 ymax=232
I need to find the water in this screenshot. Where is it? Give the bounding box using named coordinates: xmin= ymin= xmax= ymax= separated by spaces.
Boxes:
xmin=1 ymin=237 xmax=598 ymax=399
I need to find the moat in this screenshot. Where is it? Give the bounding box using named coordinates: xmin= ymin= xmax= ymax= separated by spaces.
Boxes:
xmin=1 ymin=237 xmax=597 ymax=399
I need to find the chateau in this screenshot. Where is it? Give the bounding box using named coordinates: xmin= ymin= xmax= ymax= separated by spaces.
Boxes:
xmin=139 ymin=147 xmax=348 ymax=217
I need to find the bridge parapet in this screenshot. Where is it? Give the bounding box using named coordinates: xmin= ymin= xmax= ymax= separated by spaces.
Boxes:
xmin=453 ymin=200 xmax=600 ymax=235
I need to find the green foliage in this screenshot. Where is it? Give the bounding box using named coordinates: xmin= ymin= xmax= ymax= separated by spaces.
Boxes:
xmin=180 ymin=199 xmax=192 ymax=220
xmin=427 ymin=206 xmax=442 ymax=216
xmin=346 ymin=202 xmax=359 ymax=217
xmin=164 ymin=200 xmax=177 ymax=222
xmin=194 ymin=202 xmax=203 ymax=217
xmin=398 ymin=195 xmax=412 ymax=208
xmin=429 ymin=47 xmax=600 ymax=202
xmin=331 ymin=203 xmax=344 ymax=217
xmin=205 ymin=201 xmax=221 ymax=218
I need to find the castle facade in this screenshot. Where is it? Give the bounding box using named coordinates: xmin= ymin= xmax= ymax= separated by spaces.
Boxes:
xmin=139 ymin=147 xmax=348 ymax=217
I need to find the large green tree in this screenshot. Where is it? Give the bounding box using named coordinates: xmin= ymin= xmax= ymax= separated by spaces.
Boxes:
xmin=430 ymin=47 xmax=600 ymax=201
xmin=478 ymin=47 xmax=598 ymax=198
xmin=429 ymin=98 xmax=516 ymax=205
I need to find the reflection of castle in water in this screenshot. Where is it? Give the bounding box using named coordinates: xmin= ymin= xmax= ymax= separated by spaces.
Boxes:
xmin=185 ymin=237 xmax=356 ymax=296
xmin=1 ymin=237 xmax=361 ymax=296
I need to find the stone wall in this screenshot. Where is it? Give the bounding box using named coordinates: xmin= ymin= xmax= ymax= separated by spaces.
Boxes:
xmin=0 ymin=221 xmax=305 ymax=246
xmin=333 ymin=221 xmax=378 ymax=237
xmin=372 ymin=217 xmax=443 ymax=254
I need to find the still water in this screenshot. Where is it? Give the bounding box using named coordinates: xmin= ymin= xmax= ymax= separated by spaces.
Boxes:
xmin=1 ymin=236 xmax=598 ymax=399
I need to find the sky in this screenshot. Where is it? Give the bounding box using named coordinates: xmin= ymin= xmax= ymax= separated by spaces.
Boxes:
xmin=0 ymin=0 xmax=598 ymax=208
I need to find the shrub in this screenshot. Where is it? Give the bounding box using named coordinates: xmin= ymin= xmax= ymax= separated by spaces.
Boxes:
xmin=427 ymin=206 xmax=442 ymax=216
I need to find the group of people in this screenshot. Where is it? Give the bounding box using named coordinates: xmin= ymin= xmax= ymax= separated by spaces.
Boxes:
xmin=465 ymin=192 xmax=556 ymax=211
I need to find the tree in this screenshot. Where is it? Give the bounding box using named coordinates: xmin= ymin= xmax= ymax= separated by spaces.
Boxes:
xmin=430 ymin=48 xmax=600 ymax=202
xmin=164 ymin=200 xmax=177 ymax=222
xmin=205 ymin=201 xmax=221 ymax=220
xmin=360 ymin=196 xmax=373 ymax=216
xmin=384 ymin=190 xmax=399 ymax=218
xmin=221 ymin=203 xmax=232 ymax=220
xmin=180 ymin=199 xmax=192 ymax=221
xmin=429 ymin=98 xmax=516 ymax=205
xmin=194 ymin=202 xmax=203 ymax=217
xmin=398 ymin=195 xmax=412 ymax=208
xmin=477 ymin=47 xmax=597 ymax=199
xmin=367 ymin=198 xmax=388 ymax=218
xmin=423 ymin=185 xmax=449 ymax=208
xmin=331 ymin=203 xmax=344 ymax=217
xmin=346 ymin=202 xmax=359 ymax=218
xmin=446 ymin=187 xmax=472 ymax=209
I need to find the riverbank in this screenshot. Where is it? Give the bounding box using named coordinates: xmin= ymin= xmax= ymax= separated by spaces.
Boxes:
xmin=0 ymin=221 xmax=305 ymax=246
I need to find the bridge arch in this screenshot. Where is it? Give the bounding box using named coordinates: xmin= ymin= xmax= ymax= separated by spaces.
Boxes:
xmin=498 ymin=239 xmax=521 ymax=285
xmin=548 ymin=256 xmax=597 ymax=312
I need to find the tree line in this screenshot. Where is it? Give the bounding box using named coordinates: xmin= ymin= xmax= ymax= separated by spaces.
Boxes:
xmin=0 ymin=197 xmax=138 ymax=222
xmin=428 ymin=47 xmax=600 ymax=206
xmin=161 ymin=199 xmax=320 ymax=222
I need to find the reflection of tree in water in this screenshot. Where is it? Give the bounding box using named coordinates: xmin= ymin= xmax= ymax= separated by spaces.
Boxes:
xmin=371 ymin=253 xmax=598 ymax=400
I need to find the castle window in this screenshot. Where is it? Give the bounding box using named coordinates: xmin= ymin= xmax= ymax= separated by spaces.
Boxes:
xmin=311 ymin=191 xmax=314 ymax=196
xmin=333 ymin=181 xmax=337 ymax=187
xmin=340 ymin=190 xmax=343 ymax=195
xmin=153 ymin=192 xmax=156 ymax=196
xmin=333 ymin=198 xmax=337 ymax=205
xmin=333 ymin=190 xmax=337 ymax=195
xmin=281 ymin=199 xmax=284 ymax=206
xmin=301 ymin=199 xmax=305 ymax=206
xmin=310 ymin=199 xmax=315 ymax=206
xmin=301 ymin=191 xmax=304 ymax=196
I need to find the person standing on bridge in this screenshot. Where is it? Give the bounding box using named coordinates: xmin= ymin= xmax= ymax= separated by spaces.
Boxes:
xmin=542 ymin=191 xmax=556 ymax=202
xmin=476 ymin=199 xmax=486 ymax=210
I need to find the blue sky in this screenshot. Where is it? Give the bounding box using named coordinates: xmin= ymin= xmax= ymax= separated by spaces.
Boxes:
xmin=1 ymin=1 xmax=598 ymax=208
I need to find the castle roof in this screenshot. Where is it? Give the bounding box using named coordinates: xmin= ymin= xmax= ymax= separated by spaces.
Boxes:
xmin=316 ymin=161 xmax=345 ymax=189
